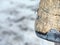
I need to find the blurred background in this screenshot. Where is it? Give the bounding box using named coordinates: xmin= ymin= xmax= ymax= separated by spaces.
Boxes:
xmin=0 ymin=0 xmax=54 ymax=45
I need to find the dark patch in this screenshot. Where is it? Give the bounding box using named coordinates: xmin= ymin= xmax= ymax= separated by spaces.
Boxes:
xmin=2 ymin=31 xmax=17 ymax=35
xmin=9 ymin=23 xmax=13 ymax=27
xmin=35 ymin=31 xmax=47 ymax=35
xmin=13 ymin=35 xmax=23 ymax=41
xmin=9 ymin=10 xmax=19 ymax=15
xmin=42 ymin=8 xmax=49 ymax=13
xmin=30 ymin=17 xmax=35 ymax=20
xmin=25 ymin=42 xmax=29 ymax=45
xmin=0 ymin=39 xmax=2 ymax=41
xmin=37 ymin=8 xmax=39 ymax=12
xmin=18 ymin=25 xmax=28 ymax=31
xmin=14 ymin=17 xmax=26 ymax=23
xmin=10 ymin=1 xmax=14 ymax=4
xmin=25 ymin=42 xmax=32 ymax=45
xmin=54 ymin=33 xmax=60 ymax=39
xmin=36 ymin=16 xmax=39 ymax=20
xmin=55 ymin=14 xmax=60 ymax=16
xmin=59 ymin=0 xmax=60 ymax=1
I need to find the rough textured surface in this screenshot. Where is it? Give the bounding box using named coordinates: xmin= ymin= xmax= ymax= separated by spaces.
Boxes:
xmin=36 ymin=0 xmax=60 ymax=33
xmin=35 ymin=0 xmax=60 ymax=42
xmin=0 ymin=0 xmax=54 ymax=45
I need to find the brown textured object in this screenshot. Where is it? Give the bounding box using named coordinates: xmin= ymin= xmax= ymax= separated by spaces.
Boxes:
xmin=35 ymin=0 xmax=60 ymax=34
xmin=35 ymin=0 xmax=60 ymax=43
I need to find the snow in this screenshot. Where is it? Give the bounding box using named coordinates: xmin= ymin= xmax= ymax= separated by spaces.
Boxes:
xmin=0 ymin=0 xmax=54 ymax=45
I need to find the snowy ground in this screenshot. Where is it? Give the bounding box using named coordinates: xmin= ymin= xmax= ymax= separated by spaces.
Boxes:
xmin=0 ymin=0 xmax=54 ymax=45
